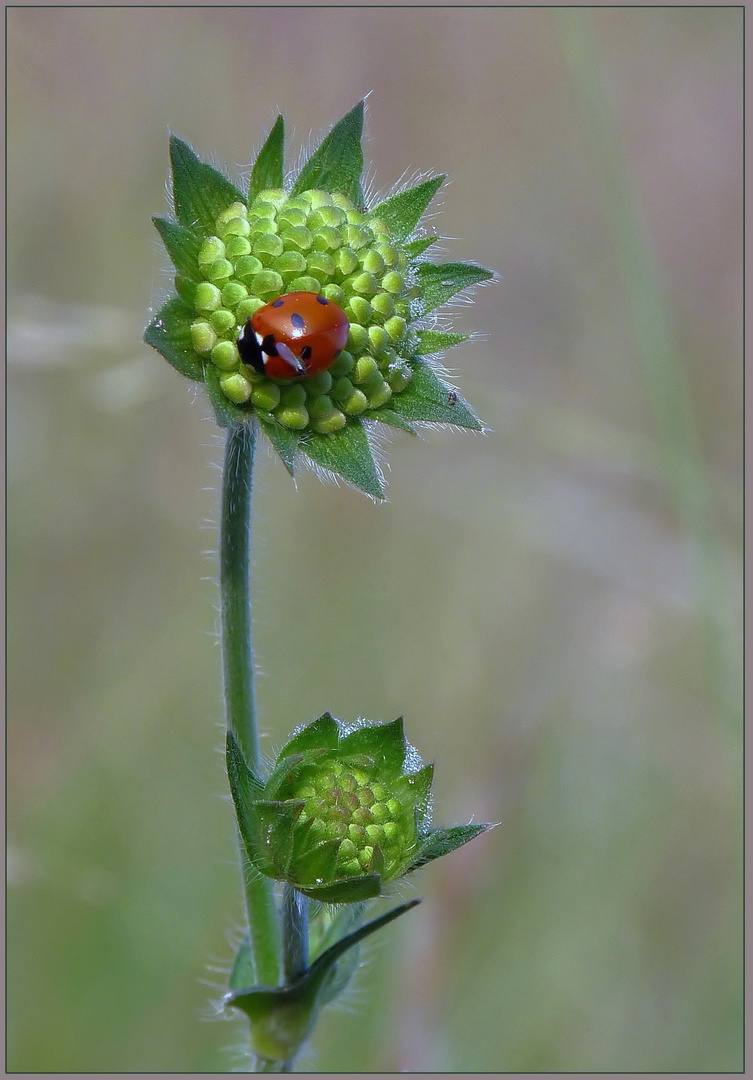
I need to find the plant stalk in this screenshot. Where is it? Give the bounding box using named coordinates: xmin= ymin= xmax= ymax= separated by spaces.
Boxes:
xmin=221 ymin=421 xmax=281 ymax=988
xmin=282 ymin=884 xmax=310 ymax=983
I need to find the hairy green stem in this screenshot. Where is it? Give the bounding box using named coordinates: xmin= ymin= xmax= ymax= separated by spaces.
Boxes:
xmin=221 ymin=422 xmax=281 ymax=988
xmin=282 ymin=885 xmax=310 ymax=984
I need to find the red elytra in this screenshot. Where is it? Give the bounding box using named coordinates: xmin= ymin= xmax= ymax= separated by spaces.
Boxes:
xmin=237 ymin=291 xmax=350 ymax=380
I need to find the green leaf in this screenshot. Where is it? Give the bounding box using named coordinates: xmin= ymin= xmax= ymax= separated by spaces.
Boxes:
xmin=413 ymin=261 xmax=494 ymax=318
xmin=229 ymin=936 xmax=255 ymax=992
xmin=226 ymin=731 xmax=267 ymax=868
xmin=407 ymin=823 xmax=494 ymax=872
xmin=279 ymin=713 xmax=341 ymax=759
xmin=143 ymin=297 xmax=204 ymax=381
xmin=226 ymin=900 xmax=420 ymax=1060
xmin=256 ymin=414 xmax=300 ymax=475
xmin=367 ymin=176 xmax=444 ymax=241
xmin=291 ymin=101 xmax=365 ymax=206
xmin=169 ymin=134 xmax=245 ymax=235
xmin=203 ymin=367 xmax=251 ymax=429
xmin=388 ymin=360 xmax=482 ymax=429
xmin=405 ymin=763 xmax=434 ymax=816
xmin=364 ymin=408 xmax=417 ymax=435
xmin=339 ymin=718 xmax=407 ymax=773
xmin=414 ymin=329 xmax=471 ymax=355
xmin=404 ymin=235 xmax=440 ymax=259
xmin=249 ymin=115 xmax=285 ymax=202
xmin=301 ymin=420 xmax=385 ymax=499
xmin=253 ymin=800 xmax=305 ymax=874
xmin=152 ymin=217 xmax=202 ymax=280
xmin=297 ymin=873 xmax=383 ymax=904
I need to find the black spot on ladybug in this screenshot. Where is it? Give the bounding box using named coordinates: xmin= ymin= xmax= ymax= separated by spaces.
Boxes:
xmin=291 ymin=312 xmax=305 ymax=330
xmin=237 ymin=320 xmax=266 ymax=373
xmin=316 ymin=295 xmax=328 ymax=306
xmin=272 ymin=299 xmax=285 ymax=308
xmin=300 ymin=345 xmax=312 ymax=361
xmin=261 ymin=334 xmax=279 ymax=356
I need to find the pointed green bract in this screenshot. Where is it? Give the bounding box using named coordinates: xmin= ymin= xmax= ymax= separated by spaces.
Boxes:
xmin=364 ymin=409 xmax=417 ymax=435
xmin=279 ymin=713 xmax=341 ymax=758
xmin=291 ymin=101 xmax=365 ymax=206
xmin=249 ymin=116 xmax=285 ymax=202
xmin=388 ymin=360 xmax=482 ymax=429
xmin=414 ymin=329 xmax=471 ymax=354
xmin=408 ymin=823 xmax=494 ymax=871
xmin=229 ymin=937 xmax=255 ymax=992
xmin=144 ymin=297 xmax=204 ymax=381
xmin=169 ymin=135 xmax=244 ymax=236
xmin=301 ymin=422 xmax=384 ymax=499
xmin=413 ymin=261 xmax=494 ymax=318
xmin=152 ymin=217 xmax=202 ymax=280
xmin=339 ymin=716 xmax=407 ymax=772
xmin=368 ymin=175 xmax=445 ymax=241
xmin=404 ymin=235 xmax=440 ymax=259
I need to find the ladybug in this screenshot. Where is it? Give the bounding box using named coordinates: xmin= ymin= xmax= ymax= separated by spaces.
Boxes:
xmin=237 ymin=291 xmax=350 ymax=380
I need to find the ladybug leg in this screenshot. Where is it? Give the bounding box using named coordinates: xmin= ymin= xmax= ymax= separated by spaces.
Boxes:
xmin=274 ymin=340 xmax=306 ymax=376
xmin=237 ymin=320 xmax=266 ymax=374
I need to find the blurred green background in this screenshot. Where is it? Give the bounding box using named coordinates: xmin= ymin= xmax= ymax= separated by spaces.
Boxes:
xmin=7 ymin=7 xmax=742 ymax=1073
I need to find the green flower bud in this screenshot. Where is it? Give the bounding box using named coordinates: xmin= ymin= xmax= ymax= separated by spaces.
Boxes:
xmin=211 ymin=340 xmax=240 ymax=370
xmin=274 ymin=250 xmax=307 ymax=278
xmin=251 ymin=382 xmax=281 ymax=411
xmin=216 ymin=201 xmax=248 ymax=228
xmin=275 ymin=404 xmax=309 ymax=430
xmin=312 ymin=406 xmax=347 ymax=434
xmin=345 ymin=296 xmax=372 ymax=326
xmin=280 ymin=225 xmax=313 ymax=252
xmin=205 ymin=258 xmax=234 ymax=283
xmin=220 ymin=281 xmax=248 ymax=309
xmin=223 ymin=216 xmax=251 ymax=239
xmin=219 ymin=371 xmax=252 ymax=402
xmin=370 ymin=292 xmax=395 ymax=321
xmin=226 ymin=713 xmax=492 ymax=904
xmin=360 ymin=248 xmax=385 ymax=276
xmin=312 ymin=225 xmax=343 ymax=252
xmin=334 ymin=247 xmax=359 ymax=278
xmin=381 ymin=270 xmax=405 ymax=295
xmin=198 ymin=236 xmax=226 ymax=265
xmin=306 ymin=251 xmax=337 ymax=279
xmin=367 ymin=379 xmax=392 ymax=408
xmin=277 ymin=206 xmax=308 ymax=229
xmin=234 ymin=255 xmax=264 ymax=281
xmin=190 ymin=319 xmax=217 ymax=354
xmin=352 ymin=355 xmax=379 ymax=384
xmin=253 ymin=234 xmax=285 ymax=263
xmin=209 ymin=308 xmax=238 ymax=336
xmin=303 ymin=371 xmax=333 ymax=396
xmin=286 ymin=275 xmax=322 ymax=294
xmin=194 ymin=282 xmax=223 ymax=312
xmin=251 ymin=270 xmax=284 ymax=298
xmin=384 ymin=315 xmax=407 ymax=342
xmin=368 ymin=325 xmax=391 ymax=356
xmin=225 ymin=235 xmax=252 ymax=260
xmin=329 ymin=349 xmax=354 ymax=377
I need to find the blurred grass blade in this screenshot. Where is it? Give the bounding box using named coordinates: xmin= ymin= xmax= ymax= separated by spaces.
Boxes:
xmin=555 ymin=9 xmax=740 ymax=750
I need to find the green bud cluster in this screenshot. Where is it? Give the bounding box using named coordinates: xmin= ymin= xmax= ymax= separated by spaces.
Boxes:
xmin=227 ymin=712 xmax=492 ymax=904
xmin=186 ymin=189 xmax=415 ymax=430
